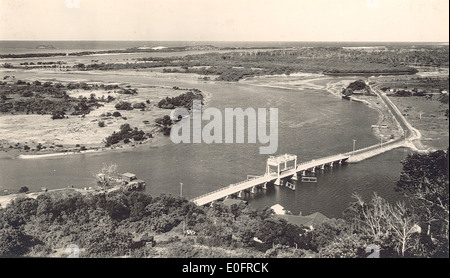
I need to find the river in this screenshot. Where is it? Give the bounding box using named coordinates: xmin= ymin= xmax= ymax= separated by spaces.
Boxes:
xmin=0 ymin=70 xmax=409 ymax=218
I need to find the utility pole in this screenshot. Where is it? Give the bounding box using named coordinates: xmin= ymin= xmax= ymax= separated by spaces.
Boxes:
xmin=180 ymin=182 xmax=183 ymax=198
xmin=352 ymin=139 xmax=356 ymax=156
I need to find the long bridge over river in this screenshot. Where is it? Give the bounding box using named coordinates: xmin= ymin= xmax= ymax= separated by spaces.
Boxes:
xmin=190 ymin=130 xmax=423 ymax=206
xmin=191 ymin=153 xmax=350 ymax=206
xmin=190 ymin=82 xmax=430 ymax=206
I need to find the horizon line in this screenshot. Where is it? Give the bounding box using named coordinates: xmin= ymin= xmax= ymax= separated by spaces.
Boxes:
xmin=0 ymin=39 xmax=448 ymax=44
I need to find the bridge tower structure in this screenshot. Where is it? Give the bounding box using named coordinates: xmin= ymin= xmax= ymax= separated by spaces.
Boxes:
xmin=266 ymin=154 xmax=298 ymax=185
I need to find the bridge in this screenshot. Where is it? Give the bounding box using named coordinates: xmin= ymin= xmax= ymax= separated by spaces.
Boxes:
xmin=191 ymin=153 xmax=350 ymax=206
xmin=190 ymin=82 xmax=430 ymax=206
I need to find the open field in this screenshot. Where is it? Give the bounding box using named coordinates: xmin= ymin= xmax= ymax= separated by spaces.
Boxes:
xmin=389 ymin=95 xmax=449 ymax=149
xmin=373 ymin=72 xmax=449 ymax=150
xmin=0 ymin=82 xmax=210 ymax=157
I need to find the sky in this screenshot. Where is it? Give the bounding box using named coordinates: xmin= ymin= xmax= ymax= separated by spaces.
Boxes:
xmin=0 ymin=0 xmax=448 ymax=42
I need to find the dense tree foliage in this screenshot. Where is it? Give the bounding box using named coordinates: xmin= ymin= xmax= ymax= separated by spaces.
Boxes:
xmin=347 ymin=80 xmax=368 ymax=91
xmin=104 ymin=123 xmax=147 ymax=147
xmin=0 ymin=80 xmax=137 ymax=117
xmin=155 ymin=115 xmax=173 ymax=136
xmin=396 ymin=149 xmax=449 ymax=237
xmin=158 ymin=91 xmax=203 ymax=109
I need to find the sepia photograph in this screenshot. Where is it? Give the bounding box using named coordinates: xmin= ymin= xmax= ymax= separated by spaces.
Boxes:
xmin=0 ymin=0 xmax=448 ymax=269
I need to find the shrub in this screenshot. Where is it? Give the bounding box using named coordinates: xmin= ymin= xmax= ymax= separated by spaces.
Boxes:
xmin=51 ymin=111 xmax=65 ymax=120
xmin=115 ymin=102 xmax=133 ymax=110
xmin=132 ymin=102 xmax=146 ymax=109
xmin=98 ymin=121 xmax=105 ymax=127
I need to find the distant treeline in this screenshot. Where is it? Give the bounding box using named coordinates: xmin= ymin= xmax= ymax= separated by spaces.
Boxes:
xmin=0 ymin=45 xmax=212 ymax=59
xmin=3 ymin=46 xmax=448 ymax=81
xmin=68 ymin=46 xmax=444 ymax=81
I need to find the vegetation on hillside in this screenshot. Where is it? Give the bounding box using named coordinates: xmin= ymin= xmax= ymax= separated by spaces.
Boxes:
xmin=0 ymin=149 xmax=447 ymax=258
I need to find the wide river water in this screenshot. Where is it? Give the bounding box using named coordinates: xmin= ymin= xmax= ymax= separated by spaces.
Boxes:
xmin=0 ymin=70 xmax=411 ymax=218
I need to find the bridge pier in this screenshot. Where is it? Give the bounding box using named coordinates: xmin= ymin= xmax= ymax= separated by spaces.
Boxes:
xmin=262 ymin=182 xmax=267 ymax=190
xmin=329 ymin=162 xmax=334 ymax=168
xmin=237 ymin=191 xmax=243 ymax=198
xmin=291 ymin=172 xmax=298 ymax=181
xmin=275 ymin=177 xmax=281 ymax=186
xmin=320 ymin=164 xmax=325 ymax=170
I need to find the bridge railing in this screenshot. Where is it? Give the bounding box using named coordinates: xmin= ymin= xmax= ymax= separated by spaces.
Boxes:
xmin=190 ymin=186 xmax=232 ymax=202
xmin=295 ymin=153 xmax=349 ymax=168
xmin=191 ymin=175 xmax=265 ymax=202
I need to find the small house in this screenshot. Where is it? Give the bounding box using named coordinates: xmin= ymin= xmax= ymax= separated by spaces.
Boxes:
xmin=125 ymin=179 xmax=146 ymax=190
xmin=274 ymin=211 xmax=329 ymax=230
xmin=121 ymin=172 xmax=137 ymax=183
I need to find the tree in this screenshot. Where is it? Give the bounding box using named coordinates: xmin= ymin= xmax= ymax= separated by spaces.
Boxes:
xmin=304 ymin=218 xmax=349 ymax=252
xmin=0 ymin=227 xmax=34 ymax=257
xmin=386 ymin=202 xmax=421 ymax=257
xmin=132 ymin=102 xmax=146 ymax=109
xmin=19 ymin=186 xmax=29 ymax=193
xmin=346 ymin=193 xmax=422 ymax=257
xmin=319 ymin=234 xmax=366 ymax=258
xmin=345 ymin=193 xmax=391 ymax=244
xmin=120 ymin=123 xmax=132 ymax=134
xmin=396 ymin=149 xmax=449 ymax=237
xmin=95 ymin=163 xmax=120 ymax=191
xmin=115 ymin=102 xmax=133 ymax=110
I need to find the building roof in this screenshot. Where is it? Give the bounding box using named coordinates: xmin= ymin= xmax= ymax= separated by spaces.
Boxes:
xmin=121 ymin=172 xmax=136 ymax=178
xmin=271 ymin=204 xmax=286 ymax=215
xmin=274 ymin=212 xmax=329 ymax=228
